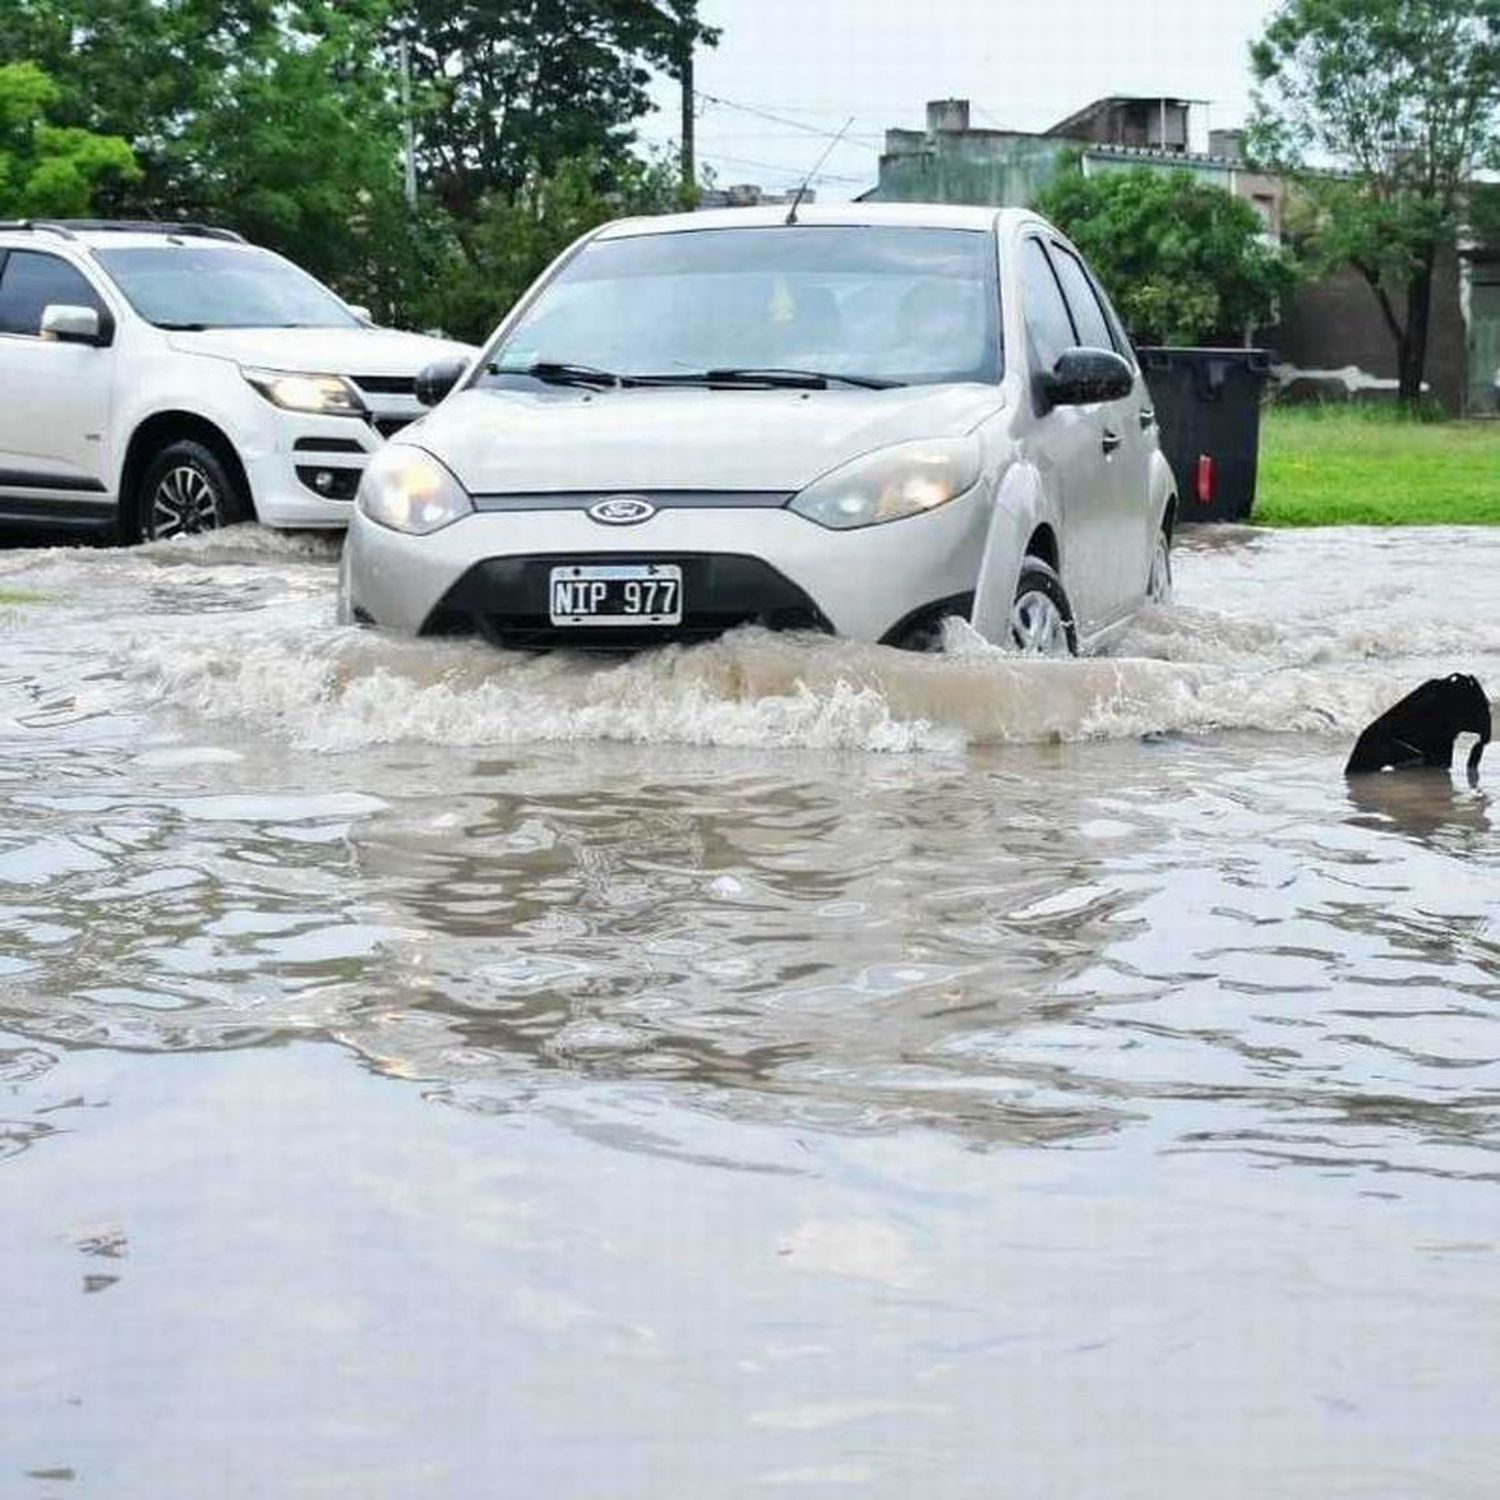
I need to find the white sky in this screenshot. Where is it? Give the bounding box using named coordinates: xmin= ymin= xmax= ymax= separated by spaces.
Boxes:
xmin=642 ymin=0 xmax=1283 ymax=200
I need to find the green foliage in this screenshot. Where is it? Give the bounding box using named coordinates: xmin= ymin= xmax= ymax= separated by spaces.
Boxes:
xmin=1251 ymin=0 xmax=1500 ymax=403
xmin=393 ymin=0 xmax=715 ymax=221
xmin=0 ymin=61 xmax=138 ymax=215
xmin=0 ymin=0 xmax=712 ymax=334
xmin=1257 ymin=406 xmax=1500 ymax=525
xmin=415 ymin=151 xmax=682 ymax=343
xmin=1034 ymin=160 xmax=1297 ymax=345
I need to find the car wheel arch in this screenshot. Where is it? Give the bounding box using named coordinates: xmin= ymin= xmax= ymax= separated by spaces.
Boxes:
xmin=120 ymin=412 xmax=255 ymax=536
xmin=970 ymin=460 xmax=1063 ymax=645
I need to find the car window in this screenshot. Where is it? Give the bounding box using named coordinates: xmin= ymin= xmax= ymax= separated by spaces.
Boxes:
xmin=0 ymin=250 xmax=105 ymax=337
xmin=1088 ymin=269 xmax=1137 ymax=364
xmin=1049 ymin=244 xmax=1114 ymax=351
xmin=482 ymin=225 xmax=1003 ymax=388
xmin=93 ymin=245 xmax=360 ymax=330
xmin=1020 ymin=238 xmax=1077 ymax=371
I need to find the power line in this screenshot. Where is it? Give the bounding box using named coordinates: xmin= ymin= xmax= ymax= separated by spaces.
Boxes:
xmin=700 ymin=150 xmax=870 ymax=186
xmin=696 ymin=90 xmax=884 ymax=150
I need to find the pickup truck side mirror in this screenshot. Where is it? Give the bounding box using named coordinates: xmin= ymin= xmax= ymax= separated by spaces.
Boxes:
xmin=415 ymin=357 xmax=468 ymax=407
xmin=1043 ymin=347 xmax=1133 ymax=407
xmin=41 ymin=303 xmax=110 ymax=347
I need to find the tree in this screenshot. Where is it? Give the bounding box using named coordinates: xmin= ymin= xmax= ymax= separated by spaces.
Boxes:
xmin=389 ymin=0 xmax=717 ymax=222
xmin=0 ymin=0 xmax=277 ymax=213
xmin=0 ymin=0 xmax=715 ymax=329
xmin=0 ymin=60 xmax=138 ymax=215
xmin=1034 ymin=160 xmax=1297 ymax=345
xmin=414 ymin=149 xmax=682 ymax=341
xmin=1251 ymin=0 xmax=1500 ymax=405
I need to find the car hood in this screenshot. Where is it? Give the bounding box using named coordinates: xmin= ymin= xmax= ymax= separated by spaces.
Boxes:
xmin=165 ymin=325 xmax=475 ymax=376
xmin=411 ymin=383 xmax=1005 ymax=494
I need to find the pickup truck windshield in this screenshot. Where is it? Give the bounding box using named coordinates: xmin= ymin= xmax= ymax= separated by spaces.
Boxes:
xmin=482 ymin=225 xmax=1002 ymax=389
xmin=94 ymin=245 xmax=361 ymax=330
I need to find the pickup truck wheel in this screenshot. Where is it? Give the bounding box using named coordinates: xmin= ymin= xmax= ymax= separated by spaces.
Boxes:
xmin=1010 ymin=559 xmax=1077 ymax=658
xmin=135 ymin=439 xmax=248 ymax=542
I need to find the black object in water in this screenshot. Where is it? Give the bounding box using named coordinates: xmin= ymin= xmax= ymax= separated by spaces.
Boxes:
xmin=1345 ymin=674 xmax=1491 ymax=780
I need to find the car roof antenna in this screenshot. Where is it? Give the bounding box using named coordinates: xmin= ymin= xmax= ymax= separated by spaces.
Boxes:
xmin=785 ymin=117 xmax=854 ymax=226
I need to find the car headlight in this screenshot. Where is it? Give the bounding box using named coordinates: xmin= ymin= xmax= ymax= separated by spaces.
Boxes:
xmin=241 ymin=366 xmax=366 ymax=417
xmin=356 ymin=444 xmax=474 ymax=535
xmin=788 ymin=437 xmax=982 ymax=529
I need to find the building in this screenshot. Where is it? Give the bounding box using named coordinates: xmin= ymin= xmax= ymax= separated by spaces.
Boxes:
xmin=862 ymin=97 xmax=1499 ymax=413
xmin=696 ymin=183 xmax=813 ymax=210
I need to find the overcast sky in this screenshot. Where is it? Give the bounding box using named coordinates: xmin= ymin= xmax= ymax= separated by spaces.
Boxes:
xmin=642 ymin=0 xmax=1283 ymax=200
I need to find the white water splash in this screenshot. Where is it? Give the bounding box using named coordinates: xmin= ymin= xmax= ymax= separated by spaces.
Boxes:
xmin=9 ymin=524 xmax=1500 ymax=754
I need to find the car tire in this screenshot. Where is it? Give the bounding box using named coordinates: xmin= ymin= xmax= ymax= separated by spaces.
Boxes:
xmin=1146 ymin=521 xmax=1173 ymax=604
xmin=134 ymin=439 xmax=249 ymax=542
xmin=1009 ymin=558 xmax=1077 ymax=657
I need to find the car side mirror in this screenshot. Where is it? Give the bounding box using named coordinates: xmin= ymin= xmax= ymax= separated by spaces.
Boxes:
xmin=415 ymin=357 xmax=467 ymax=407
xmin=347 ymin=304 xmax=375 ymax=326
xmin=41 ymin=303 xmax=108 ymax=346
xmin=1043 ymin=347 xmax=1133 ymax=407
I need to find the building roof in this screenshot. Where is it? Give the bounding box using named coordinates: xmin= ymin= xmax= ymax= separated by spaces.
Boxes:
xmin=1046 ymin=95 xmax=1196 ymax=138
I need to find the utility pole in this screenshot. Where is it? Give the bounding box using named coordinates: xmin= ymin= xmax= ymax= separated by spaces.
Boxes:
xmin=678 ymin=6 xmax=696 ymax=206
xmin=399 ymin=36 xmax=418 ymax=209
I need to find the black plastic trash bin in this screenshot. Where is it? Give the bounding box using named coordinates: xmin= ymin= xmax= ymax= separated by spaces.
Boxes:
xmin=1137 ymin=347 xmax=1274 ymax=523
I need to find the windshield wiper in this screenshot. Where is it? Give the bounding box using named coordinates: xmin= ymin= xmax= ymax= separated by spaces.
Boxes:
xmin=639 ymin=367 xmax=903 ymax=390
xmin=491 ymin=360 xmax=632 ymax=389
xmin=154 ymin=320 xmax=211 ymax=331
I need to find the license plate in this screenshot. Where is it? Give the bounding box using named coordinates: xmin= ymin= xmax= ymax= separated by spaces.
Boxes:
xmin=548 ymin=563 xmax=683 ymax=626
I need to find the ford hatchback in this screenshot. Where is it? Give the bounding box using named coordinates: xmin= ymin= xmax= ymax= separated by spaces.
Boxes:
xmin=339 ymin=205 xmax=1176 ymax=655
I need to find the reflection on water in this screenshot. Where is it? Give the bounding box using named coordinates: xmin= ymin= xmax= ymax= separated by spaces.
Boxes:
xmin=2 ymin=525 xmax=1500 ymax=1497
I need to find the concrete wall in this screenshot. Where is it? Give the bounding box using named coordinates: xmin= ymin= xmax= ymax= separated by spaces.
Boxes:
xmin=1263 ymin=246 xmax=1467 ymax=411
xmin=866 ymin=132 xmax=1073 ymax=208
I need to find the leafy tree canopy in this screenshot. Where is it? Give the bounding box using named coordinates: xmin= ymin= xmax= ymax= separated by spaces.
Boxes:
xmin=0 ymin=0 xmax=715 ymax=333
xmin=0 ymin=60 xmax=139 ymax=215
xmin=1250 ymin=0 xmax=1500 ymax=402
xmin=393 ymin=0 xmax=716 ymax=220
xmin=1034 ymin=160 xmax=1297 ymax=345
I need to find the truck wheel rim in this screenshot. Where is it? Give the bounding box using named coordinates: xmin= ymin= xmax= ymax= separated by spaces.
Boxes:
xmin=1010 ymin=590 xmax=1071 ymax=656
xmin=1147 ymin=534 xmax=1172 ymax=603
xmin=150 ymin=465 xmax=221 ymax=539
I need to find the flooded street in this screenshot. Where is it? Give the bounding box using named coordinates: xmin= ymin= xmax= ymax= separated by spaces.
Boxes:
xmin=2 ymin=525 xmax=1499 ymax=1498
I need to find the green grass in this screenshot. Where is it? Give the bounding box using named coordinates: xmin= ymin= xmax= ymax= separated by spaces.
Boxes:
xmin=0 ymin=587 xmax=46 ymax=606
xmin=1255 ymin=406 xmax=1500 ymax=526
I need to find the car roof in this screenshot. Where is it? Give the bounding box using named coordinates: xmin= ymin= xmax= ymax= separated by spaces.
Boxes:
xmin=594 ymin=203 xmax=1034 ymax=240
xmin=0 ymin=220 xmax=251 ymax=252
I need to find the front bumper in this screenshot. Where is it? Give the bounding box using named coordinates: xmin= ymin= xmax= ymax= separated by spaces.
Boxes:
xmin=243 ymin=399 xmax=425 ymax=530
xmin=341 ymin=495 xmax=991 ymax=643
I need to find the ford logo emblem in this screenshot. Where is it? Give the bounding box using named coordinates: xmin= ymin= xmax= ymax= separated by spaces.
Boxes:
xmin=587 ymin=496 xmax=656 ymax=525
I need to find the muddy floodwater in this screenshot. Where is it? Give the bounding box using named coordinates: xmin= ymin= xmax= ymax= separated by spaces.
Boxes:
xmin=2 ymin=525 xmax=1499 ymax=1498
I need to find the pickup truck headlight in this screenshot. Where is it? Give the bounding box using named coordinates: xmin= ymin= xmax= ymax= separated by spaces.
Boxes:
xmin=789 ymin=437 xmax=982 ymax=529
xmin=242 ymin=367 xmax=367 ymax=417
xmin=357 ymin=445 xmax=473 ymax=535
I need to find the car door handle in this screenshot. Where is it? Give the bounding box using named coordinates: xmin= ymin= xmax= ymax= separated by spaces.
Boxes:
xmin=1138 ymin=407 xmax=1156 ymax=430
xmin=1101 ymin=430 xmax=1123 ymax=456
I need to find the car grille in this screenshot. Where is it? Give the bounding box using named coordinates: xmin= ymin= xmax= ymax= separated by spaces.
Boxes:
xmin=421 ymin=553 xmax=833 ymax=650
xmin=350 ymin=375 xmax=417 ymax=395
xmin=372 ymin=416 xmax=413 ymax=438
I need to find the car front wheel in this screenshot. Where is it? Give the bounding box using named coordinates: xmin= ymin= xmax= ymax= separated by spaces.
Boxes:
xmin=135 ymin=439 xmax=249 ymax=542
xmin=1009 ymin=558 xmax=1076 ymax=657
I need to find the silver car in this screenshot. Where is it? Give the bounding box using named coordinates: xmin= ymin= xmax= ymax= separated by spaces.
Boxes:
xmin=340 ymin=205 xmax=1176 ymax=654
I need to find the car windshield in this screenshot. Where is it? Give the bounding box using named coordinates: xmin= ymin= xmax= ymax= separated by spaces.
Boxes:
xmin=480 ymin=225 xmax=1002 ymax=387
xmin=93 ymin=244 xmax=361 ymax=330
